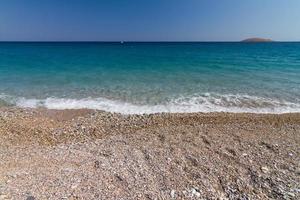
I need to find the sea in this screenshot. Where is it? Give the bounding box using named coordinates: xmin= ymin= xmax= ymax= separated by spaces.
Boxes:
xmin=0 ymin=42 xmax=299 ymax=114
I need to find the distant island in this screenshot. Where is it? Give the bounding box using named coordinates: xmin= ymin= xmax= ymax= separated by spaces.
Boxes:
xmin=241 ymin=38 xmax=273 ymax=42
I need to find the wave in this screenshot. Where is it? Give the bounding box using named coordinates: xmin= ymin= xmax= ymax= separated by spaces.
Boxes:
xmin=1 ymin=93 xmax=300 ymax=114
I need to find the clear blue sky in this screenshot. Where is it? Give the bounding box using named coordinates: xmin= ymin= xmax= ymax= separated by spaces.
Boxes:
xmin=0 ymin=0 xmax=299 ymax=41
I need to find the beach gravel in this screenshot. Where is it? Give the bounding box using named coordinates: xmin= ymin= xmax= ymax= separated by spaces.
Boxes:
xmin=0 ymin=108 xmax=299 ymax=199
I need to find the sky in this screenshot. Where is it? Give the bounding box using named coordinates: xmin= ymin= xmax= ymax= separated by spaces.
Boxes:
xmin=0 ymin=0 xmax=299 ymax=41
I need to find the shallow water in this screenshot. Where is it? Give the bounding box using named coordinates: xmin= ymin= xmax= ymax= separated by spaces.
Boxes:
xmin=0 ymin=42 xmax=299 ymax=114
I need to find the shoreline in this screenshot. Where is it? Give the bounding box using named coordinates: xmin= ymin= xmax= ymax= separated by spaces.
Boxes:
xmin=0 ymin=107 xmax=299 ymax=199
xmin=2 ymin=92 xmax=300 ymax=115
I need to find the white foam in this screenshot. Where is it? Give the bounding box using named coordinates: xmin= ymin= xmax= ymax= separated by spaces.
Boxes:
xmin=7 ymin=93 xmax=300 ymax=114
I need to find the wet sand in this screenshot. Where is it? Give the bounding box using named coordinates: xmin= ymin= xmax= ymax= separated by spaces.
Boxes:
xmin=0 ymin=108 xmax=299 ymax=199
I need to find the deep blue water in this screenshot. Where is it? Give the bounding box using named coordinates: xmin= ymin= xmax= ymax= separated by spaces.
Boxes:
xmin=0 ymin=42 xmax=299 ymax=114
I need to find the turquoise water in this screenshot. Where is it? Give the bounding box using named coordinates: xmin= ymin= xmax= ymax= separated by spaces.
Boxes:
xmin=0 ymin=42 xmax=299 ymax=114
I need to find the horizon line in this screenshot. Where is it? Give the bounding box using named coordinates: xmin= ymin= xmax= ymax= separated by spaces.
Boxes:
xmin=0 ymin=40 xmax=299 ymax=43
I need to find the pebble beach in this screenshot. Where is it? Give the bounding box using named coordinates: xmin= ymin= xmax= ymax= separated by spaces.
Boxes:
xmin=0 ymin=108 xmax=299 ymax=199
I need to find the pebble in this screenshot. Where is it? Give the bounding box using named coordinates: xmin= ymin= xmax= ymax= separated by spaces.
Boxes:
xmin=170 ymin=189 xmax=176 ymax=199
xmin=286 ymin=192 xmax=295 ymax=197
xmin=191 ymin=188 xmax=201 ymax=197
xmin=26 ymin=196 xmax=35 ymax=200
xmin=261 ymin=166 xmax=270 ymax=173
xmin=71 ymin=184 xmax=79 ymax=190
